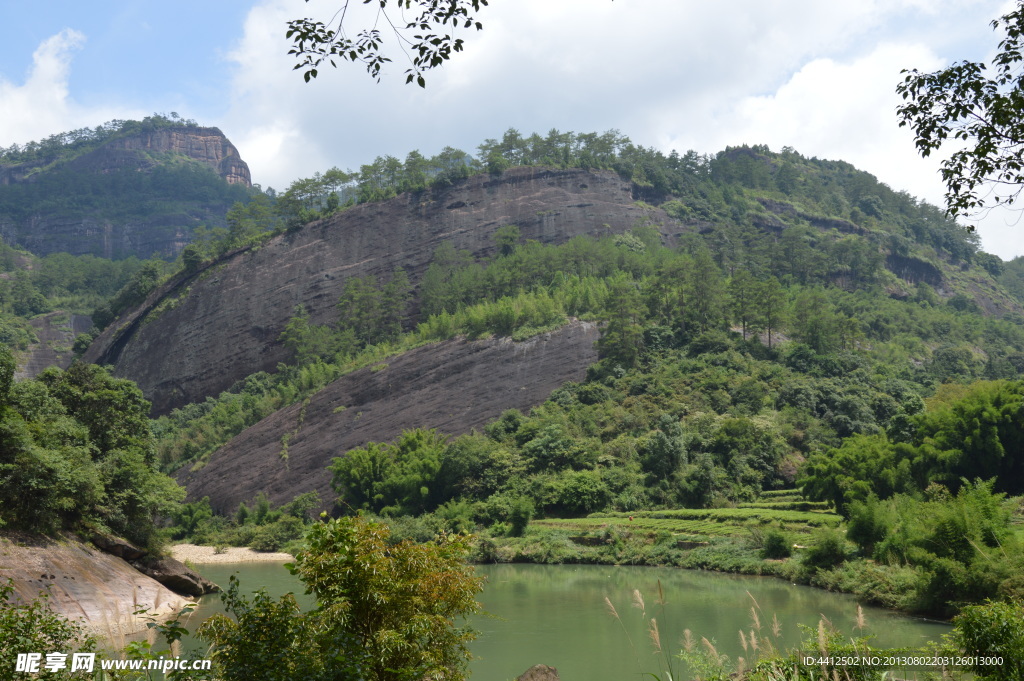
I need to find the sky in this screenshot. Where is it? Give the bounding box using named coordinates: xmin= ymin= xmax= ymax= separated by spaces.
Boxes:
xmin=1 ymin=0 xmax=1022 ymax=260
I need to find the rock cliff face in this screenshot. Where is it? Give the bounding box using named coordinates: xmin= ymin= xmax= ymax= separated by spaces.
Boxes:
xmin=97 ymin=127 xmax=250 ymax=186
xmin=0 ymin=126 xmax=250 ymax=258
xmin=14 ymin=312 xmax=93 ymax=380
xmin=0 ymin=215 xmax=196 ymax=260
xmin=0 ymin=534 xmax=190 ymax=634
xmin=178 ymin=320 xmax=600 ymax=511
xmin=84 ymin=167 xmax=679 ymax=414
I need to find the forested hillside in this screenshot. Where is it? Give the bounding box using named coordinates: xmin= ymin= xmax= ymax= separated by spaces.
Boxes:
xmin=0 ymin=114 xmax=252 ymax=259
xmin=3 ymin=127 xmax=1024 ymax=621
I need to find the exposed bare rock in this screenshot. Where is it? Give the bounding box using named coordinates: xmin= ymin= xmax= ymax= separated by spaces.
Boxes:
xmin=128 ymin=556 xmax=218 ymax=598
xmin=885 ymin=253 xmax=944 ymax=288
xmin=755 ymin=197 xmax=866 ymax=236
xmin=98 ymin=127 xmax=250 ymax=186
xmin=90 ymin=532 xmax=146 ymax=561
xmin=14 ymin=312 xmax=92 ymax=380
xmin=85 ymin=167 xmax=676 ymax=414
xmin=178 ymin=320 xmax=600 ymax=511
xmin=517 ymin=664 xmax=561 ymax=681
xmin=0 ymin=534 xmax=190 ymax=634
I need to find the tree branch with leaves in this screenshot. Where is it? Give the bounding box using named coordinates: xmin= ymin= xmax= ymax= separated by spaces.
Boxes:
xmin=287 ymin=0 xmax=489 ymax=86
xmin=896 ymin=2 xmax=1024 ymax=224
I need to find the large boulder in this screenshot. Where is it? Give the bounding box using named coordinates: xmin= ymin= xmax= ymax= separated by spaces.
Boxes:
xmin=129 ymin=556 xmax=219 ymax=597
xmin=90 ymin=532 xmax=147 ymax=561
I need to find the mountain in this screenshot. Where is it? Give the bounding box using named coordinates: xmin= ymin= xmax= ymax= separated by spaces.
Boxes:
xmin=83 ymin=166 xmax=668 ymax=414
xmin=0 ymin=115 xmax=251 ymax=259
xmin=177 ymin=320 xmax=600 ymax=511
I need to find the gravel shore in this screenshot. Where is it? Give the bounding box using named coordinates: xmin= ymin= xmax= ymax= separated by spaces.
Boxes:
xmin=169 ymin=543 xmax=293 ymax=564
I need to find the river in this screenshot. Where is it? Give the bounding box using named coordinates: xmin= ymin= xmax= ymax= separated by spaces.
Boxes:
xmin=180 ymin=562 xmax=949 ymax=680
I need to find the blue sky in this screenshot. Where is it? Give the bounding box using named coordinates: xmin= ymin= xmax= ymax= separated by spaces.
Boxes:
xmin=1 ymin=1 xmax=1022 ymax=259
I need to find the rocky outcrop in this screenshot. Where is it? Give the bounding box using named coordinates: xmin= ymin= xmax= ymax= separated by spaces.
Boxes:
xmin=178 ymin=320 xmax=600 ymax=511
xmin=0 ymin=534 xmax=191 ymax=634
xmin=85 ymin=167 xmax=678 ymax=414
xmin=97 ymin=127 xmax=250 ymax=186
xmin=128 ymin=556 xmax=218 ymax=598
xmin=756 ymin=197 xmax=866 ymax=235
xmin=89 ymin=532 xmax=146 ymax=561
xmin=14 ymin=312 xmax=92 ymax=380
xmin=517 ymin=665 xmax=560 ymax=681
xmin=885 ymin=253 xmax=944 ymax=287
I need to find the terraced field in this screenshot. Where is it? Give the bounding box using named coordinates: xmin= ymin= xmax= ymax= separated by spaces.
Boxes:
xmin=532 ymin=490 xmax=842 ymax=539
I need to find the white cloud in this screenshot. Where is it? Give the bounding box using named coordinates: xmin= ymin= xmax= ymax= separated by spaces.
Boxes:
xmin=689 ymin=44 xmax=947 ymax=193
xmin=0 ymin=29 xmax=143 ymax=149
xmin=217 ymin=0 xmax=1022 ymax=258
xmin=0 ymin=29 xmax=85 ymax=146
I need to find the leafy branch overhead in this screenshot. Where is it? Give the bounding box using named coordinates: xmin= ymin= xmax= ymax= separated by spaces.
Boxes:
xmin=286 ymin=0 xmax=488 ymax=87
xmin=896 ymin=1 xmax=1024 ymax=223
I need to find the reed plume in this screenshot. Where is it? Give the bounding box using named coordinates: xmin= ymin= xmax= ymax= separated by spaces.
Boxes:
xmin=648 ymin=618 xmax=662 ymax=653
xmin=604 ymin=596 xmax=619 ymax=620
xmin=632 ymin=588 xmax=645 ymax=615
xmin=682 ymin=629 xmax=694 ymax=653
xmin=701 ymin=637 xmax=718 ymax=660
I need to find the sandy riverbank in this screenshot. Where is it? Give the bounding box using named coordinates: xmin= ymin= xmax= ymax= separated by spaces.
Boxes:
xmin=169 ymin=543 xmax=293 ymax=564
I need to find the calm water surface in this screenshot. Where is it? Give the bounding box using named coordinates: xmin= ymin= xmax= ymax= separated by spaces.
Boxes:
xmin=185 ymin=562 xmax=950 ymax=680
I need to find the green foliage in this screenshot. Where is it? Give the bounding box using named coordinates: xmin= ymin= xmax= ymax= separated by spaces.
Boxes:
xmin=801 ymin=380 xmax=1024 ymax=514
xmin=896 ymin=2 xmax=1024 ymax=219
xmin=0 ymin=113 xmax=197 ymax=165
xmin=288 ymin=515 xmax=483 ymax=681
xmin=952 ymin=600 xmax=1024 ymax=680
xmin=0 ymin=579 xmax=96 ymax=680
xmin=286 ymin=1 xmax=489 ymax=87
xmin=801 ymin=527 xmax=849 ymax=573
xmin=200 ymin=575 xmax=359 ymax=681
xmin=760 ymin=529 xmax=792 ymax=559
xmin=0 ymin=361 xmax=182 ymax=547
xmin=330 ymin=429 xmax=449 ymax=516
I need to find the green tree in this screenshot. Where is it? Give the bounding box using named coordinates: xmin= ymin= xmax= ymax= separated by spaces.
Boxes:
xmin=494 ymin=224 xmax=521 ymax=257
xmin=201 ymin=516 xmax=482 ymax=681
xmin=897 ymin=1 xmax=1024 ymax=220
xmin=758 ymin=276 xmax=787 ymax=349
xmin=330 ymin=429 xmax=449 ymax=515
xmin=728 ymin=269 xmax=763 ymax=340
xmin=597 ymin=275 xmax=645 ymax=367
xmin=294 ymin=515 xmax=482 ymax=681
xmin=952 ymin=600 xmax=1024 ymax=681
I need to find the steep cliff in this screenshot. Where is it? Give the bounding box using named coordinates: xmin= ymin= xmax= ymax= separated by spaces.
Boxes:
xmin=84 ymin=167 xmax=677 ymax=414
xmin=95 ymin=127 xmax=250 ymax=186
xmin=0 ymin=124 xmax=251 ymax=259
xmin=177 ymin=320 xmax=600 ymax=511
